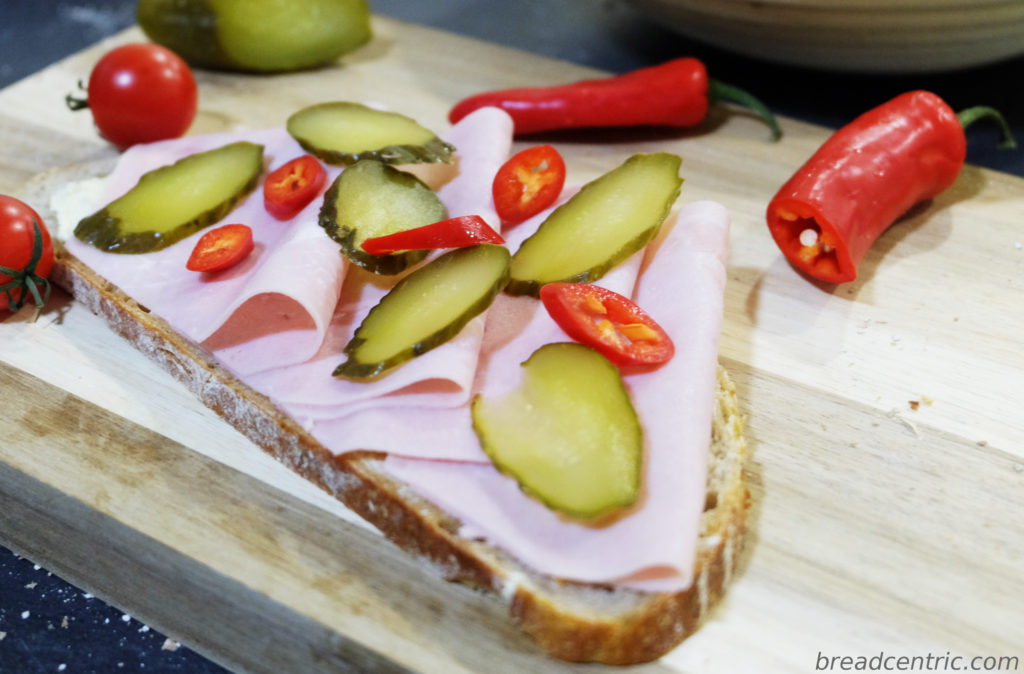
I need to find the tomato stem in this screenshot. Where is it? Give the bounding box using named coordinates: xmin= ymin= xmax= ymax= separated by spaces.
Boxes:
xmin=707 ymin=79 xmax=782 ymax=141
xmin=64 ymin=79 xmax=90 ymax=111
xmin=0 ymin=219 xmax=52 ymax=320
xmin=957 ymin=105 xmax=1017 ymax=150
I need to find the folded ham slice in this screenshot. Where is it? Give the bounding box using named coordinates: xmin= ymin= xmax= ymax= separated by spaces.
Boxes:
xmin=385 ymin=201 xmax=731 ymax=592
xmin=247 ymin=108 xmax=514 ymax=426
xmin=64 ymin=127 xmax=348 ymax=374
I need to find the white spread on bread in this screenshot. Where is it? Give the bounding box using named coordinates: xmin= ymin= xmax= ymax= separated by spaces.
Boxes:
xmin=55 ymin=107 xmax=729 ymax=593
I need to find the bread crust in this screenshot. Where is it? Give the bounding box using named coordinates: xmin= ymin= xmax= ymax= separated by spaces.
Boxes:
xmin=34 ymin=167 xmax=750 ymax=665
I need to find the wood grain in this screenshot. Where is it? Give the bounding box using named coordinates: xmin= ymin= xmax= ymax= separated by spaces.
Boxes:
xmin=2 ymin=15 xmax=1023 ymax=672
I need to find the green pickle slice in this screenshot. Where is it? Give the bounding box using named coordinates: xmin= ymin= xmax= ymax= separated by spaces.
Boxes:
xmin=74 ymin=141 xmax=264 ymax=254
xmin=334 ymin=244 xmax=511 ymax=379
xmin=288 ymin=102 xmax=454 ymax=166
xmin=138 ymin=0 xmax=372 ymax=73
xmin=319 ymin=158 xmax=447 ymax=275
xmin=472 ymin=342 xmax=643 ymax=520
xmin=506 ymin=152 xmax=683 ymax=296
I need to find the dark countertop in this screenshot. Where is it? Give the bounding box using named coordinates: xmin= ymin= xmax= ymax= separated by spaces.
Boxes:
xmin=1 ymin=1 xmax=1022 ymax=672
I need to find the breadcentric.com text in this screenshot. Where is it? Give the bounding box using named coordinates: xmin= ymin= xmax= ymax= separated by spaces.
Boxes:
xmin=816 ymin=652 xmax=1019 ymax=672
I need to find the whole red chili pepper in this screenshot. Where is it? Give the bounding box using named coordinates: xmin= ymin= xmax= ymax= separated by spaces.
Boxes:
xmin=766 ymin=90 xmax=1015 ymax=284
xmin=448 ymin=57 xmax=781 ymax=141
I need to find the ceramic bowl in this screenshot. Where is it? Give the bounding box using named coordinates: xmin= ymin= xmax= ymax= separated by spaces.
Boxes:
xmin=627 ymin=0 xmax=1024 ymax=72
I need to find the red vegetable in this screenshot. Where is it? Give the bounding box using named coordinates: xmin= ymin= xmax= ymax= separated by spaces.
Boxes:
xmin=539 ymin=282 xmax=674 ymax=368
xmin=492 ymin=145 xmax=566 ymax=224
xmin=186 ymin=224 xmax=254 ymax=272
xmin=766 ymin=90 xmax=1016 ymax=284
xmin=67 ymin=43 xmax=198 ymax=149
xmin=0 ymin=195 xmax=54 ymax=316
xmin=360 ymin=215 xmax=504 ymax=255
xmin=263 ymin=155 xmax=327 ymax=220
xmin=449 ymin=57 xmax=780 ymax=140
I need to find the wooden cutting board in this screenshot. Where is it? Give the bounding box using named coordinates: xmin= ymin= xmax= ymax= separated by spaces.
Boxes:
xmin=2 ymin=16 xmax=1023 ymax=673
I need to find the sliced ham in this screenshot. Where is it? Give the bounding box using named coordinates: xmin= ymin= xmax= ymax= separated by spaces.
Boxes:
xmin=61 ymin=105 xmax=732 ymax=592
xmin=246 ymin=108 xmax=514 ymax=424
xmin=384 ymin=201 xmax=731 ymax=592
xmin=64 ymin=127 xmax=348 ymax=374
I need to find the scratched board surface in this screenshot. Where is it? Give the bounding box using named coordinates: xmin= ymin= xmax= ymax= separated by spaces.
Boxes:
xmin=1 ymin=17 xmax=1023 ymax=673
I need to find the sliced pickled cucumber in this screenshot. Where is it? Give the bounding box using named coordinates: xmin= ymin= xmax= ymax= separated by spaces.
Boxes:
xmin=319 ymin=159 xmax=447 ymax=274
xmin=138 ymin=0 xmax=371 ymax=73
xmin=472 ymin=342 xmax=642 ymax=520
xmin=74 ymin=141 xmax=264 ymax=254
xmin=505 ymin=153 xmax=683 ymax=297
xmin=287 ymin=102 xmax=454 ymax=166
xmin=334 ymin=244 xmax=510 ymax=378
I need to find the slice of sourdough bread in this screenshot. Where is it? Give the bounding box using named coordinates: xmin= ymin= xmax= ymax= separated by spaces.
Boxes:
xmin=23 ymin=164 xmax=750 ymax=666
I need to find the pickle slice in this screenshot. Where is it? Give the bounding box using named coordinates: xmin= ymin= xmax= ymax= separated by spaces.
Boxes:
xmin=74 ymin=141 xmax=264 ymax=254
xmin=472 ymin=342 xmax=642 ymax=520
xmin=287 ymin=102 xmax=454 ymax=166
xmin=334 ymin=244 xmax=510 ymax=379
xmin=319 ymin=159 xmax=447 ymax=275
xmin=138 ymin=0 xmax=372 ymax=73
xmin=505 ymin=153 xmax=683 ymax=296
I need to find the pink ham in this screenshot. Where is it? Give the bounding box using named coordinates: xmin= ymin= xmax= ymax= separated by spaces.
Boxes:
xmin=62 ymin=104 xmax=733 ymax=592
xmin=384 ymin=200 xmax=731 ymax=592
xmin=305 ymin=190 xmax=643 ymax=461
xmin=64 ymin=128 xmax=347 ymax=374
xmin=246 ymin=107 xmax=515 ymax=427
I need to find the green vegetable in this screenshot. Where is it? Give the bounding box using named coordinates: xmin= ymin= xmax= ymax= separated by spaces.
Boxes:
xmin=472 ymin=342 xmax=643 ymax=520
xmin=137 ymin=0 xmax=371 ymax=72
xmin=74 ymin=141 xmax=263 ymax=254
xmin=319 ymin=159 xmax=447 ymax=274
xmin=288 ymin=102 xmax=454 ymax=166
xmin=334 ymin=244 xmax=510 ymax=378
xmin=505 ymin=153 xmax=683 ymax=296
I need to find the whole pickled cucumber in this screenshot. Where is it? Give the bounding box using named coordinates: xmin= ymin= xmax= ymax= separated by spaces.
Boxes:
xmin=138 ymin=0 xmax=372 ymax=73
xmin=288 ymin=102 xmax=454 ymax=166
xmin=472 ymin=342 xmax=643 ymax=520
xmin=319 ymin=159 xmax=447 ymax=275
xmin=505 ymin=153 xmax=683 ymax=297
xmin=334 ymin=244 xmax=511 ymax=379
xmin=74 ymin=141 xmax=264 ymax=254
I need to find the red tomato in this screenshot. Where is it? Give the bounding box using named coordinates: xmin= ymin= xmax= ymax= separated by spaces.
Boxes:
xmin=263 ymin=155 xmax=327 ymax=220
xmin=360 ymin=215 xmax=504 ymax=255
xmin=539 ymin=282 xmax=674 ymax=367
xmin=492 ymin=144 xmax=566 ymax=224
xmin=186 ymin=224 xmax=254 ymax=272
xmin=0 ymin=195 xmax=54 ymax=313
xmin=83 ymin=43 xmax=198 ymax=148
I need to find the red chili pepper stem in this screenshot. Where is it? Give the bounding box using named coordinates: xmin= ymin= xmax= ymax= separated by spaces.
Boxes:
xmin=956 ymin=106 xmax=1017 ymax=150
xmin=707 ymin=79 xmax=782 ymax=141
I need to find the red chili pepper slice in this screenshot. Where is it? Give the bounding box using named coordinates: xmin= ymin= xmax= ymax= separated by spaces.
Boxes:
xmin=539 ymin=282 xmax=675 ymax=367
xmin=360 ymin=215 xmax=504 ymax=255
xmin=263 ymin=155 xmax=327 ymax=220
xmin=186 ymin=224 xmax=254 ymax=272
xmin=766 ymin=90 xmax=1015 ymax=284
xmin=491 ymin=144 xmax=567 ymax=225
xmin=449 ymin=57 xmax=780 ymax=140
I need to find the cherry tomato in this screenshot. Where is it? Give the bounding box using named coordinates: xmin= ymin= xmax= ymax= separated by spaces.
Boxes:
xmin=492 ymin=144 xmax=566 ymax=224
xmin=186 ymin=224 xmax=254 ymax=272
xmin=360 ymin=215 xmax=504 ymax=255
xmin=539 ymin=282 xmax=674 ymax=367
xmin=263 ymin=155 xmax=328 ymax=220
xmin=0 ymin=195 xmax=54 ymax=314
xmin=82 ymin=43 xmax=198 ymax=148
